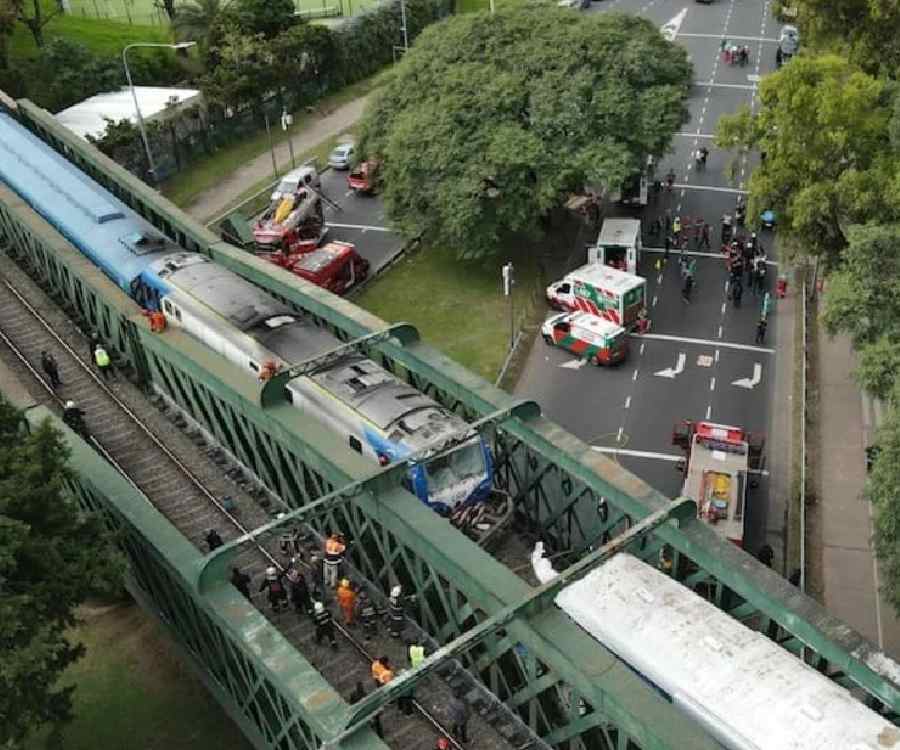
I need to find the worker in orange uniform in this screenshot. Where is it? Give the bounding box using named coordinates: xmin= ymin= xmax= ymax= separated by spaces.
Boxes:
xmin=323 ymin=533 xmax=346 ymax=588
xmin=371 ymin=656 xmax=394 ymax=688
xmin=336 ymin=579 xmax=357 ymax=626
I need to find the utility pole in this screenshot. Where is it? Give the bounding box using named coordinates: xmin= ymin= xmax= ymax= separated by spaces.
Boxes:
xmin=281 ymin=109 xmax=296 ymax=169
xmin=502 ymin=261 xmax=515 ymax=351
xmin=400 ymin=0 xmax=408 ymax=51
xmin=264 ymin=111 xmax=277 ymax=180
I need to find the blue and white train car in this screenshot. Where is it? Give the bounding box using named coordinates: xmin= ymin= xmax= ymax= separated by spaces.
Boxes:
xmin=0 ymin=112 xmax=492 ymax=512
xmin=547 ymin=552 xmax=899 ymax=750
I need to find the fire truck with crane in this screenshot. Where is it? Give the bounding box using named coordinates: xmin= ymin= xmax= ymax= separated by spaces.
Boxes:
xmin=672 ymin=420 xmax=765 ymax=548
xmin=252 ymin=179 xmax=342 ymax=253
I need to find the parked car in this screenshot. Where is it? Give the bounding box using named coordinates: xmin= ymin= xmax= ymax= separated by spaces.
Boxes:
xmin=271 ymin=164 xmax=320 ymax=203
xmin=776 ymin=25 xmax=799 ymax=67
xmin=328 ymin=142 xmax=356 ymax=170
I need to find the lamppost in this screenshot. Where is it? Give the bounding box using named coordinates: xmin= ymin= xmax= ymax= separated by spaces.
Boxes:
xmin=122 ymin=41 xmax=196 ymax=185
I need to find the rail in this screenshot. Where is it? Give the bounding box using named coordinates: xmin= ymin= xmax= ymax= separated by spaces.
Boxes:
xmin=800 ymin=271 xmax=807 ymax=593
xmin=0 ymin=271 xmax=467 ymax=750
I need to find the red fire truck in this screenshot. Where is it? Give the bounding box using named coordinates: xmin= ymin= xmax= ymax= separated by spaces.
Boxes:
xmin=259 ymin=241 xmax=370 ymax=295
xmin=672 ymin=420 xmax=765 ymax=547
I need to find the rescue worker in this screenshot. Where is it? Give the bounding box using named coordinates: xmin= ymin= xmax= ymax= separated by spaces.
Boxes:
xmin=448 ymin=687 xmax=470 ymax=744
xmin=356 ymin=589 xmax=379 ymax=641
xmin=313 ymin=601 xmax=338 ymax=649
xmin=409 ymin=641 xmax=426 ymax=669
xmin=323 ymin=533 xmax=346 ymax=589
xmin=62 ymin=400 xmax=89 ymax=439
xmin=349 ymin=682 xmax=384 ymax=738
xmin=699 ymin=222 xmax=711 ymax=251
xmin=87 ymin=331 xmax=100 ymax=362
xmin=336 ymin=578 xmax=357 ymax=626
xmin=387 ymin=585 xmax=405 ymax=639
xmin=94 ymin=343 xmax=113 ymax=381
xmin=395 ymin=668 xmax=415 ymax=716
xmin=287 ymin=565 xmax=312 ymax=617
xmin=231 ymin=567 xmax=252 ymax=600
xmin=372 ymin=656 xmax=393 ymax=688
xmin=40 ymin=350 xmax=61 ymax=388
xmin=755 ymin=318 xmax=768 ymax=345
xmin=259 ymin=566 xmax=289 ymax=612
xmin=205 ymin=528 xmax=224 ymax=552
xmin=672 ymin=215 xmax=682 ymax=241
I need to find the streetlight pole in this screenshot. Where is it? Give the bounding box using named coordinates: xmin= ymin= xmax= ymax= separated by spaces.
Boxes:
xmin=122 ymin=41 xmax=196 ymax=186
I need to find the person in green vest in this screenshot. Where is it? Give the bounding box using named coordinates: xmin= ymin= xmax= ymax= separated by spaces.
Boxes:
xmin=94 ymin=344 xmax=114 ymax=381
xmin=409 ymin=641 xmax=425 ymax=669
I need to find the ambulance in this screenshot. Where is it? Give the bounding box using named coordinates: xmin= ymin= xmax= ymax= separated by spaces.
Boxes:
xmin=546 ymin=264 xmax=647 ymax=329
xmin=541 ymin=312 xmax=629 ymax=365
xmin=587 ymin=218 xmax=642 ymax=275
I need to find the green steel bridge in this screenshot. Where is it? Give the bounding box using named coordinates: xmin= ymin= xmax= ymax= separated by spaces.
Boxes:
xmin=1 ymin=93 xmax=899 ymax=750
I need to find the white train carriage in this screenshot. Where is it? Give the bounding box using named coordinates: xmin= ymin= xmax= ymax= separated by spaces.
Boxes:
xmin=545 ymin=552 xmax=898 ymax=750
xmin=153 ymin=253 xmax=491 ymax=510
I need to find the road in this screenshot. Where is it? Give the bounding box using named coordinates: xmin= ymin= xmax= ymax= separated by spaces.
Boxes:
xmin=318 ymin=167 xmax=405 ymax=274
xmin=517 ymin=0 xmax=785 ymax=556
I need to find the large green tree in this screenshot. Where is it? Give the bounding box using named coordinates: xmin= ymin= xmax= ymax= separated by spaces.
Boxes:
xmin=716 ymin=55 xmax=900 ymax=268
xmin=0 ymin=399 xmax=122 ymax=746
xmin=357 ymin=6 xmax=691 ymax=258
xmin=866 ymin=398 xmax=900 ymax=615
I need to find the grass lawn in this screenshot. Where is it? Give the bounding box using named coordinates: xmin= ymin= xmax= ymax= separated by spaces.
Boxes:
xmin=25 ymin=602 xmax=251 ymax=750
xmin=9 ymin=14 xmax=170 ymax=61
xmin=356 ymin=246 xmax=544 ymax=382
xmin=161 ymin=74 xmax=382 ymax=212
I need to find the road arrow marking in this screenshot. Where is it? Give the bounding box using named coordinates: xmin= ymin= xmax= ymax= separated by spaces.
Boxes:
xmin=660 ymin=8 xmax=688 ymax=41
xmin=559 ymin=358 xmax=587 ymax=370
xmin=732 ymin=362 xmax=762 ymax=389
xmin=655 ymin=352 xmax=686 ymax=379
xmin=747 ymin=73 xmax=761 ymax=82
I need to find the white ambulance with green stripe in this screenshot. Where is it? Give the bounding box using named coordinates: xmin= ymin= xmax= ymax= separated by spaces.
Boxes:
xmin=541 ymin=312 xmax=629 ymax=366
xmin=546 ymin=264 xmax=647 ymax=329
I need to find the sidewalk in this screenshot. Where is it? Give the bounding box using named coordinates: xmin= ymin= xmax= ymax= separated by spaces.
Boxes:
xmin=817 ymin=330 xmax=900 ymax=659
xmin=186 ymin=95 xmax=371 ymax=223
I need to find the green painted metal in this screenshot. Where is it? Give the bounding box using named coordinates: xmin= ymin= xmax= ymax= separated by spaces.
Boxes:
xmin=5 ymin=94 xmax=900 ymax=746
xmin=340 ymin=498 xmax=694 ymax=733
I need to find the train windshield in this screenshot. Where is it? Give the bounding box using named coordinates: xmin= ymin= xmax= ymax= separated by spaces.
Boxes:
xmin=425 ymin=440 xmax=486 ymax=504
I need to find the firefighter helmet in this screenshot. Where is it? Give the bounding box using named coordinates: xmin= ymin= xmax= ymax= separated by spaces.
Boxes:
xmin=266 ymin=566 xmax=277 ymax=580
xmin=391 ymin=585 xmax=401 ymax=598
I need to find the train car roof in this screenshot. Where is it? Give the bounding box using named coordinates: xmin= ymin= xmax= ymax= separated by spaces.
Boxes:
xmin=310 ymin=358 xmax=453 ymax=436
xmin=0 ymin=112 xmax=175 ymax=292
xmin=556 ymin=554 xmax=897 ymax=750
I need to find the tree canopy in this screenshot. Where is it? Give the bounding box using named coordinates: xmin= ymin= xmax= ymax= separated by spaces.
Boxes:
xmin=0 ymin=399 xmax=121 ymax=746
xmin=715 ymin=55 xmax=900 ymax=268
xmin=357 ymin=5 xmax=692 ymax=258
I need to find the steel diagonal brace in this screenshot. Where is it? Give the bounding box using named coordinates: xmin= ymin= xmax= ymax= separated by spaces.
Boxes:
xmin=195 ymin=400 xmax=541 ymax=594
xmin=259 ymin=323 xmax=420 ymax=407
xmin=332 ymin=497 xmax=695 ymax=741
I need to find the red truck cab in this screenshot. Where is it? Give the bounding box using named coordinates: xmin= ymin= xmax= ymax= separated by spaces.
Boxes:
xmin=262 ymin=241 xmax=370 ymax=295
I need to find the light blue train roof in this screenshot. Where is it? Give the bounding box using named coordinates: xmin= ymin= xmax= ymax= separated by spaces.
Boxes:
xmin=0 ymin=112 xmax=175 ymax=292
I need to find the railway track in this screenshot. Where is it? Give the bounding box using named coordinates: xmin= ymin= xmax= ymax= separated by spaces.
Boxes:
xmin=0 ymin=262 xmax=531 ymax=750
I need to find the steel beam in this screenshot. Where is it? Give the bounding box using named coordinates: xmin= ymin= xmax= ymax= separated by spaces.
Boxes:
xmin=259 ymin=324 xmax=420 ymax=407
xmin=196 ymin=400 xmax=541 ymax=593
xmin=336 ymin=497 xmax=695 ymax=736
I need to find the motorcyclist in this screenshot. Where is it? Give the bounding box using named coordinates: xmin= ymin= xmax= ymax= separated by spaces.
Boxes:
xmin=62 ymin=400 xmax=89 ymax=439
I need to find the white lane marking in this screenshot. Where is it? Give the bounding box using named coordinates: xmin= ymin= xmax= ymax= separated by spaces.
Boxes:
xmin=670 ymin=183 xmax=749 ymax=195
xmin=718 ymin=326 xmax=724 ymax=339
xmin=616 ymin=426 xmax=624 ymax=443
xmin=694 ymin=81 xmax=757 ymax=91
xmin=710 ymin=376 xmax=716 ymax=391
xmin=655 ymin=351 xmax=686 ymax=379
xmin=643 ymin=247 xmax=779 ymax=267
xmin=705 ymin=404 xmax=712 ymax=420
xmin=678 ymin=32 xmax=779 ymax=42
xmin=640 ymin=342 xmax=646 ymax=356
xmin=634 ymin=333 xmax=774 ymax=354
xmin=326 ymin=222 xmax=392 ymax=232
xmin=559 ymin=358 xmax=587 ymax=370
xmin=721 ymin=302 xmax=727 ymax=315
xmin=732 ymin=362 xmax=763 ymax=389
xmin=747 ymin=73 xmax=761 ymax=82
xmin=632 ymin=369 xmax=639 ymax=382
xmin=624 ymin=396 xmax=631 ymax=409
xmin=590 ymin=445 xmax=770 ymax=475
xmin=676 ymin=132 xmax=717 ymax=139
xmin=715 ymin=349 xmax=720 ymax=363
xmin=653 ymin=295 xmax=659 ymax=307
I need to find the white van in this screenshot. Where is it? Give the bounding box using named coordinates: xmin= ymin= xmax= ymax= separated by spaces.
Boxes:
xmin=271 ymin=164 xmax=321 ymax=202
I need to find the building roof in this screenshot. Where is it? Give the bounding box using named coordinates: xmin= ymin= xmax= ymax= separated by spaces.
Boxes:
xmin=55 ymin=87 xmax=202 ymax=140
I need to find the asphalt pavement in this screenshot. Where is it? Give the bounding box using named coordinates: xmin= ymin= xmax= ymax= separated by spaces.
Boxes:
xmin=517 ymin=0 xmax=785 ymax=555
xmin=310 ymin=168 xmax=405 ymax=275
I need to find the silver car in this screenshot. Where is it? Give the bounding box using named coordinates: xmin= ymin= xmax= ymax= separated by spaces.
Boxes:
xmin=328 ymin=142 xmax=355 ymax=170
